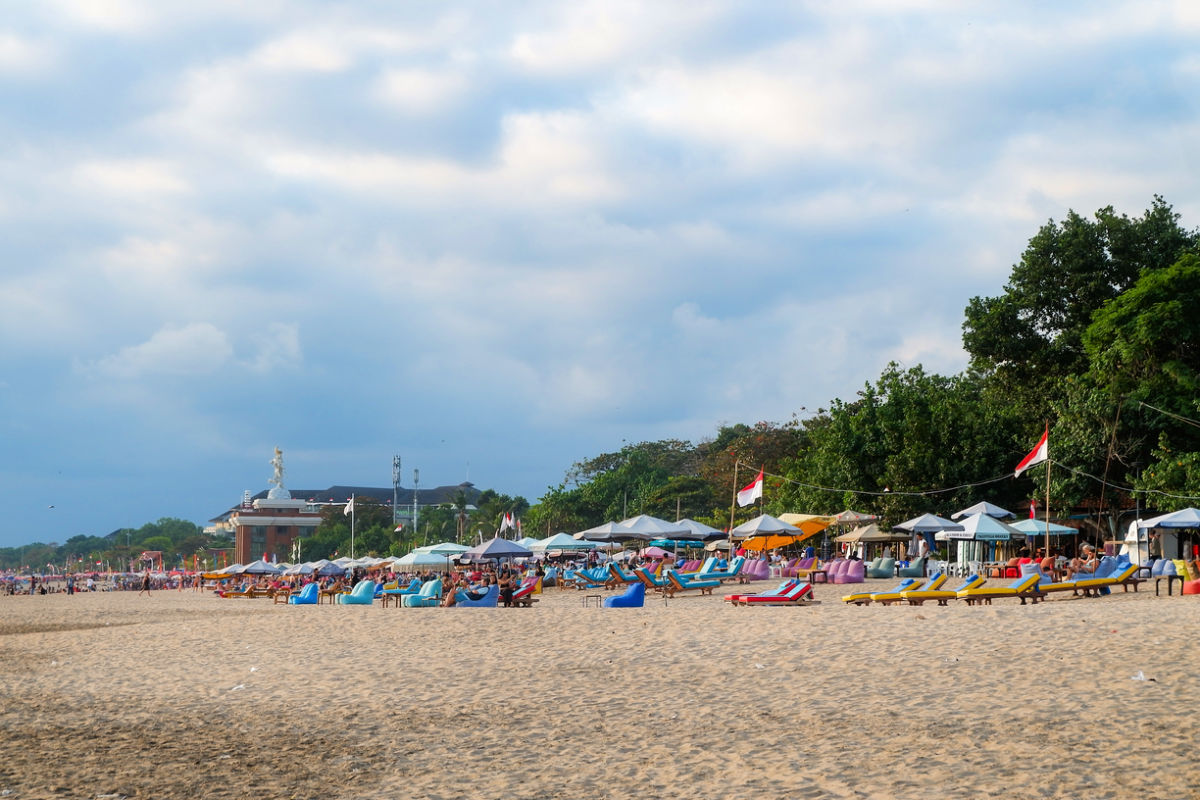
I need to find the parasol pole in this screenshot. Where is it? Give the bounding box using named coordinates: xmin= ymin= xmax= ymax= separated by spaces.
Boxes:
xmin=727 ymin=461 xmax=740 ymax=558
xmin=1044 ymin=454 xmax=1052 ymax=559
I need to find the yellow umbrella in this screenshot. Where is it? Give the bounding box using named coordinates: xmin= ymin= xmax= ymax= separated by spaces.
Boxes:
xmin=777 ymin=514 xmax=835 ymax=539
xmin=740 ymin=533 xmax=806 ymax=552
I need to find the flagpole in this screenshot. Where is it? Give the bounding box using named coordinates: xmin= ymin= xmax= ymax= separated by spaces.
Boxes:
xmin=728 ymin=461 xmax=740 ymax=556
xmin=1044 ymin=458 xmax=1051 ymax=559
xmin=350 ymin=494 xmax=356 ymax=559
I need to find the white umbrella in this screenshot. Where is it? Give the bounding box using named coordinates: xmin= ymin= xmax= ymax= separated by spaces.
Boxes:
xmin=730 ymin=514 xmax=803 ymax=537
xmin=395 ymin=551 xmax=454 ymax=569
xmin=674 ymin=518 xmax=726 ymax=540
xmin=578 ymin=521 xmax=648 ymax=542
xmin=951 ymin=501 xmax=1016 ymax=520
xmin=415 ymin=542 xmax=470 ymax=556
xmin=533 ymin=532 xmax=596 ymax=552
xmin=616 ymin=514 xmax=690 ymax=538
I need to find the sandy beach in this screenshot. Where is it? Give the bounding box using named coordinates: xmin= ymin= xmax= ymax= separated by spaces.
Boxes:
xmin=1 ymin=580 xmax=1197 ymax=800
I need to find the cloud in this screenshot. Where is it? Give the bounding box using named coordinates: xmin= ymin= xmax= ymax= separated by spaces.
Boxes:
xmin=79 ymin=323 xmax=233 ymax=379
xmin=372 ymin=67 xmax=468 ymax=114
xmin=0 ymin=32 xmax=55 ymax=74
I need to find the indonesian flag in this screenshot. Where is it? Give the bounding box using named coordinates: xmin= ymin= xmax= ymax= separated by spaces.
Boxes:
xmin=394 ymin=525 xmax=404 ymax=533
xmin=736 ymin=469 xmax=764 ymax=507
xmin=1015 ymin=427 xmax=1049 ymax=477
xmin=1029 ymin=498 xmax=1037 ymax=519
xmin=500 ymin=512 xmax=514 ymax=532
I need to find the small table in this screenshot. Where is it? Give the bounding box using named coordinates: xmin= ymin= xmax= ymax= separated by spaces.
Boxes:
xmin=1155 ymin=575 xmax=1182 ymax=596
xmin=583 ymin=594 xmax=603 ymax=607
xmin=809 ymin=570 xmax=828 ymax=583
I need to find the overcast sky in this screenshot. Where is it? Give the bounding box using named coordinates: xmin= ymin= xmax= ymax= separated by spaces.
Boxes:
xmin=2 ymin=1 xmax=1198 ymax=548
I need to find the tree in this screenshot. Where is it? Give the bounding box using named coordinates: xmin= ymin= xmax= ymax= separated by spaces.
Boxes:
xmin=963 ymin=197 xmax=1197 ymax=390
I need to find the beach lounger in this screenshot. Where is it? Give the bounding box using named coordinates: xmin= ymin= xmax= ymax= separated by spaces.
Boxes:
xmin=336 ymin=579 xmax=376 ymax=605
xmin=957 ymin=573 xmax=1042 ymax=605
xmin=725 ymin=579 xmax=795 ymax=604
xmin=606 ymin=562 xmax=640 ymax=588
xmin=663 ymin=568 xmax=721 ymax=597
xmin=455 ymin=583 xmax=499 ymax=607
xmin=401 ymin=578 xmax=443 ymax=607
xmin=278 ymin=582 xmax=319 ymax=605
xmin=841 ymin=577 xmax=920 ymax=606
xmin=735 ymin=581 xmax=816 ymax=606
xmin=1040 ymin=562 xmax=1140 ymax=598
xmin=871 ymin=572 xmax=947 ymax=605
xmin=566 ymin=568 xmax=606 ymax=590
xmin=901 ymin=574 xmax=985 ymax=605
xmin=511 ymin=577 xmax=539 ymax=607
xmin=379 ymin=577 xmax=422 ymax=607
xmin=632 ymin=566 xmax=668 ymax=592
xmin=603 ymin=582 xmax=645 ymax=608
xmin=698 ymin=556 xmax=746 ymax=582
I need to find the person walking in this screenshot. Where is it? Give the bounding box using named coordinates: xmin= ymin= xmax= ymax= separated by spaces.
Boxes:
xmin=138 ymin=571 xmax=152 ymax=597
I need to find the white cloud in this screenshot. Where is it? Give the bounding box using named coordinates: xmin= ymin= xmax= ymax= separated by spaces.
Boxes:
xmin=80 ymin=323 xmax=233 ymax=379
xmin=0 ymin=32 xmax=54 ymax=74
xmin=372 ymin=67 xmax=467 ymax=114
xmin=242 ymin=323 xmax=302 ymax=373
xmin=251 ymin=31 xmax=353 ymax=73
xmin=73 ymin=159 xmax=190 ymax=198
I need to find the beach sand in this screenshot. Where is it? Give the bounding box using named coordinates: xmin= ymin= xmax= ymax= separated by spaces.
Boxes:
xmin=0 ymin=579 xmax=1197 ymax=800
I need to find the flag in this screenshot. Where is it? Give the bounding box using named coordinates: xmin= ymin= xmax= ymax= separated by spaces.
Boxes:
xmin=394 ymin=525 xmax=404 ymax=533
xmin=1014 ymin=427 xmax=1049 ymax=477
xmin=1029 ymin=498 xmax=1037 ymax=519
xmin=344 ymin=496 xmax=354 ymax=516
xmin=736 ymin=469 xmax=764 ymax=507
xmin=500 ymin=512 xmax=514 ymax=532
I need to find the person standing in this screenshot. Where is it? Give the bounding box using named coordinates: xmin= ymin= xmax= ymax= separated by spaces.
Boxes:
xmin=138 ymin=571 xmax=152 ymax=597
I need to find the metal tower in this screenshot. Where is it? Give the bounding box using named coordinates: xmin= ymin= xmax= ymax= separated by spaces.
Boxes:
xmin=392 ymin=455 xmax=401 ymax=524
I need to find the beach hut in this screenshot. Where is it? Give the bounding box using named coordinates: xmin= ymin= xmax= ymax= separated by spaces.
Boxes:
xmin=1133 ymin=507 xmax=1200 ymax=563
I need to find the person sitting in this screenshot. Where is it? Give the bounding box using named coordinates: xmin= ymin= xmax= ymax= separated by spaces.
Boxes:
xmin=1065 ymin=544 xmax=1099 ymax=580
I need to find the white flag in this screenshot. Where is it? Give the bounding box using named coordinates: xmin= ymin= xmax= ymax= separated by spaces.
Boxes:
xmin=344 ymin=496 xmax=354 ymax=516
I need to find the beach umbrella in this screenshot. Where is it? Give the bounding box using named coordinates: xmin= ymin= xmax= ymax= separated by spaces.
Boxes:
xmin=894 ymin=513 xmax=964 ymax=534
xmin=240 ymin=559 xmax=283 ymax=575
xmin=1138 ymin=507 xmax=1200 ymax=529
xmin=1009 ymin=519 xmax=1076 ymax=536
xmin=616 ymin=514 xmax=690 ymax=538
xmin=578 ymin=521 xmax=649 ymax=542
xmin=639 ymin=546 xmax=673 ymax=559
xmin=943 ymin=513 xmax=1020 ymax=541
xmin=777 ymin=513 xmax=835 ymax=537
xmin=673 ymin=518 xmax=727 ymax=541
xmin=415 ymin=542 xmax=469 ymax=555
xmin=463 ymin=536 xmax=533 ymax=562
xmin=395 ymin=551 xmax=452 ymax=570
xmin=831 ymin=509 xmax=880 ymax=525
xmin=951 ymin=501 xmax=1016 ymax=520
xmin=534 ymin=532 xmax=597 ymax=552
xmin=730 ymin=514 xmax=802 ymax=537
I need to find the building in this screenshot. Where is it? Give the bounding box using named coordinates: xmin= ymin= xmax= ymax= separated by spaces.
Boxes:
xmin=227 ymin=495 xmax=322 ymax=565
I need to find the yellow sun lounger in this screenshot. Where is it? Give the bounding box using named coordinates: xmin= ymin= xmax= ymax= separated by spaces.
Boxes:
xmin=900 ymin=574 xmax=984 ymax=605
xmin=958 ymin=573 xmax=1043 ymax=605
xmin=842 ymin=577 xmax=920 ymax=606
xmin=1040 ymin=563 xmax=1140 ymax=598
xmin=872 ymin=572 xmax=947 ymax=605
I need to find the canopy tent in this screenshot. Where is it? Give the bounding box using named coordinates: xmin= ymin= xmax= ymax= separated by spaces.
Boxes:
xmin=532 ymin=532 xmax=596 ymax=552
xmin=834 ymin=524 xmax=908 ymax=543
xmin=673 ymin=518 xmax=727 ymax=541
xmin=516 ymin=536 xmax=544 ymax=549
xmin=462 ymin=536 xmax=532 ymax=562
xmin=831 ymin=509 xmax=880 ymax=525
xmin=943 ymin=513 xmax=1020 ymax=542
xmin=951 ymin=501 xmax=1016 ymax=520
xmin=894 ymin=513 xmax=964 ymax=534
xmin=1132 ymin=507 xmax=1200 ymax=562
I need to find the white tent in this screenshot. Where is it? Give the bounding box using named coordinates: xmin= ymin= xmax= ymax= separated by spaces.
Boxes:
xmin=395 ymin=551 xmax=454 ymax=570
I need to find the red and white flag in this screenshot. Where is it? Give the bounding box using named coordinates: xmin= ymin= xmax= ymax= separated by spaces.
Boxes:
xmin=736 ymin=469 xmax=764 ymax=507
xmin=500 ymin=512 xmax=514 ymax=532
xmin=1014 ymin=427 xmax=1049 ymax=477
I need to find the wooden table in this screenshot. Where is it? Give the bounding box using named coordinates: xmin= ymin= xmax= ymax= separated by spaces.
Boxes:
xmin=1155 ymin=575 xmax=1182 ymax=596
